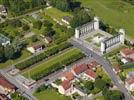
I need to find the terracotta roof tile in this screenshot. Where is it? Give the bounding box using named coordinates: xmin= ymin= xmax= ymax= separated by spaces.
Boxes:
xmin=61 ymin=80 xmax=71 ymax=90
xmin=0 ymin=76 xmax=15 ymax=90
xmin=64 ymin=71 xmax=74 ymax=81
xmin=120 ymin=48 xmax=134 ymax=56
xmin=85 ymin=69 xmax=96 ymax=79
xmin=72 ymin=63 xmax=88 ymax=75
xmin=125 ymin=78 xmax=134 ymax=85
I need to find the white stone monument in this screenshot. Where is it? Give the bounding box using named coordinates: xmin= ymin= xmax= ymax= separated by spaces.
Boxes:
xmin=94 ymin=17 xmax=99 ymax=30
xmin=119 ymin=28 xmax=125 ymax=44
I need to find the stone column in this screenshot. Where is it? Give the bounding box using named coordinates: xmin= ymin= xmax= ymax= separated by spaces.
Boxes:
xmin=101 ymin=41 xmax=106 ymax=54
xmin=94 ymin=17 xmax=99 ymax=30
xmin=75 ymin=28 xmax=80 ymax=39
xmin=119 ymin=29 xmax=125 ymax=44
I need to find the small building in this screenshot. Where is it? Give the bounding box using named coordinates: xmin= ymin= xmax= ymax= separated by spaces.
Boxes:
xmin=0 ymin=34 xmax=10 ymax=47
xmin=58 ymin=80 xmax=73 ymax=95
xmin=61 ymin=71 xmax=75 ymax=81
xmin=62 ymin=16 xmax=71 ymax=25
xmin=15 ymin=75 xmax=36 ymax=89
xmin=125 ymin=78 xmax=134 ymax=91
xmin=120 ymin=48 xmax=134 ymax=61
xmin=113 ymin=66 xmax=121 ymax=74
xmin=83 ymin=69 xmax=96 ymax=81
xmin=71 ymin=63 xmax=88 ymax=76
xmin=127 ymin=72 xmax=134 ymax=78
xmin=0 ymin=76 xmax=16 ymax=94
xmin=0 ymin=5 xmax=7 ymax=16
xmin=44 ymin=37 xmax=52 ymax=44
xmin=0 ymin=93 xmax=8 ymax=100
xmin=27 ymin=44 xmax=43 ymax=54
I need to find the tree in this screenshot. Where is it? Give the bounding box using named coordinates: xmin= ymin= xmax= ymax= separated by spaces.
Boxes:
xmin=102 ymin=88 xmax=124 ymax=100
xmin=4 ymin=45 xmax=15 ymax=59
xmin=0 ymin=45 xmax=5 ymax=62
xmin=31 ymin=35 xmax=38 ymax=42
xmin=42 ymin=27 xmax=55 ymax=37
xmin=33 ymin=20 xmax=42 ymax=30
xmin=94 ymin=78 xmax=107 ymax=90
xmin=70 ymin=9 xmax=91 ymax=28
xmin=22 ymin=24 xmax=30 ymax=31
xmin=49 ymin=0 xmax=71 ymax=11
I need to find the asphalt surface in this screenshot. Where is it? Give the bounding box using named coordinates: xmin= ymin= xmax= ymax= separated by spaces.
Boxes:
xmin=70 ymin=38 xmax=133 ymax=100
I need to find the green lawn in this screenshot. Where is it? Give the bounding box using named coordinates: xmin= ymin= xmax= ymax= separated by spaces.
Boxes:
xmin=22 ymin=48 xmax=82 ymax=78
xmin=85 ymin=37 xmax=92 ymax=43
xmin=44 ymin=7 xmax=72 ymax=21
xmin=94 ymin=96 xmax=105 ymax=100
xmin=34 ymin=89 xmax=71 ymax=100
xmin=0 ymin=50 xmax=31 ymax=69
xmin=78 ymin=0 xmax=134 ymax=39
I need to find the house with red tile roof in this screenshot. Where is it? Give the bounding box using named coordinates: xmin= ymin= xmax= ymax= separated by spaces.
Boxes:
xmin=83 ymin=69 xmax=96 ymax=81
xmin=125 ymin=77 xmax=134 ymax=91
xmin=61 ymin=71 xmax=75 ymax=81
xmin=0 ymin=93 xmax=8 ymax=100
xmin=120 ymin=48 xmax=134 ymax=62
xmin=58 ymin=80 xmax=73 ymax=95
xmin=0 ymin=76 xmax=16 ymax=94
xmin=113 ymin=66 xmax=121 ymax=74
xmin=90 ymin=61 xmax=99 ymax=67
xmin=27 ymin=43 xmax=44 ymax=54
xmin=71 ymin=63 xmax=88 ymax=76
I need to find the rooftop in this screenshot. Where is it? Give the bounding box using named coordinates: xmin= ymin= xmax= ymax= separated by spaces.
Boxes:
xmin=0 ymin=5 xmax=6 ymax=12
xmin=61 ymin=80 xmax=71 ymax=90
xmin=72 ymin=63 xmax=88 ymax=75
xmin=0 ymin=75 xmax=15 ymax=90
xmin=0 ymin=34 xmax=10 ymax=44
xmin=120 ymin=48 xmax=134 ymax=56
xmin=63 ymin=71 xmax=74 ymax=81
xmin=84 ymin=69 xmax=96 ymax=79
xmin=125 ymin=78 xmax=134 ymax=85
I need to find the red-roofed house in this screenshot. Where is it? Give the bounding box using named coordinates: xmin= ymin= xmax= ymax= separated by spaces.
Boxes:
xmin=71 ymin=63 xmax=88 ymax=76
xmin=83 ymin=69 xmax=96 ymax=81
xmin=0 ymin=76 xmax=16 ymax=94
xmin=0 ymin=93 xmax=8 ymax=100
xmin=61 ymin=71 xmax=74 ymax=81
xmin=58 ymin=80 xmax=73 ymax=95
xmin=90 ymin=61 xmax=99 ymax=67
xmin=27 ymin=43 xmax=44 ymax=54
xmin=125 ymin=78 xmax=134 ymax=91
xmin=120 ymin=48 xmax=134 ymax=61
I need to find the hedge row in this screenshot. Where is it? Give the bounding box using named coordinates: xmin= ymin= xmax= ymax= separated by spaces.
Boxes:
xmin=31 ymin=51 xmax=85 ymax=80
xmin=15 ymin=42 xmax=72 ymax=70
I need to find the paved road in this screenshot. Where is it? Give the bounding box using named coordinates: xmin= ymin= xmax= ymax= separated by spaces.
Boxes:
xmin=0 ymin=70 xmax=36 ymax=100
xmin=70 ymin=38 xmax=133 ymax=100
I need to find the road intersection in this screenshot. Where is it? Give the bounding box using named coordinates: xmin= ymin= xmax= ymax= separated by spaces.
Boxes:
xmin=70 ymin=38 xmax=133 ymax=100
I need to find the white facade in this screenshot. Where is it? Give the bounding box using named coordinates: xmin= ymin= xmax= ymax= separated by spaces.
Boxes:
xmin=58 ymin=85 xmax=73 ymax=96
xmin=94 ymin=17 xmax=99 ymax=30
xmin=100 ymin=42 xmax=106 ymax=54
xmin=100 ymin=29 xmax=125 ymax=54
xmin=75 ymin=17 xmax=99 ymax=38
xmin=119 ymin=29 xmax=125 ymax=44
xmin=1 ymin=41 xmax=10 ymax=47
xmin=126 ymin=83 xmax=134 ymax=91
xmin=27 ymin=46 xmax=42 ymax=54
xmin=75 ymin=28 xmax=80 ymax=39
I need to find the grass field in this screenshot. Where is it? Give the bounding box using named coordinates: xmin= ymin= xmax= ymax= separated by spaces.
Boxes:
xmin=34 ymin=89 xmax=71 ymax=100
xmin=44 ymin=7 xmax=72 ymax=21
xmin=22 ymin=48 xmax=82 ymax=78
xmin=0 ymin=50 xmax=31 ymax=69
xmin=78 ymin=0 xmax=134 ymax=39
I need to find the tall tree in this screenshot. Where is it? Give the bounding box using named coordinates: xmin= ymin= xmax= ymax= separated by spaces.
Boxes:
xmin=4 ymin=45 xmax=15 ymax=59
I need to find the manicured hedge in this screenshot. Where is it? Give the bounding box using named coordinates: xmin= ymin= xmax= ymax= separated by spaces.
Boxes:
xmin=15 ymin=42 xmax=72 ymax=70
xmin=31 ymin=50 xmax=85 ymax=80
